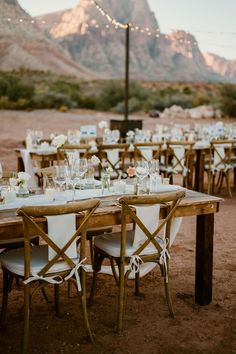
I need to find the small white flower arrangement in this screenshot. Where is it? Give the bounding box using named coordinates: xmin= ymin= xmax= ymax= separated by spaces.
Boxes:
xmin=88 ymin=140 xmax=97 ymax=151
xmin=10 ymin=172 xmax=31 ymax=187
xmin=91 ymin=155 xmax=100 ymax=166
xmin=98 ymin=120 xmax=108 ymax=130
xmin=51 ymin=134 xmax=67 ymax=148
xmin=90 ymin=155 xmax=113 ymax=192
xmin=126 ymin=130 xmax=135 ymax=138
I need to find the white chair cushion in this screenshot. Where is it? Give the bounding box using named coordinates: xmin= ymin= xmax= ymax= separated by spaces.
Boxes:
xmin=0 ymin=245 xmax=79 ymax=277
xmin=94 ymin=230 xmax=161 ymax=258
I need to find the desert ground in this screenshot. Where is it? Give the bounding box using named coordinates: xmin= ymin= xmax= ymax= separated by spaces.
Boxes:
xmin=0 ymin=109 xmax=235 ymax=354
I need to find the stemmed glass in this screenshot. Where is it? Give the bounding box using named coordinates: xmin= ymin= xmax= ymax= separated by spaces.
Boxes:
xmin=53 ymin=166 xmax=68 ymax=191
xmin=67 ymin=164 xmax=80 ymax=200
xmin=149 ymin=159 xmax=159 ymax=175
xmin=135 ymin=160 xmax=149 ymax=193
xmin=76 ymin=158 xmax=88 ymax=188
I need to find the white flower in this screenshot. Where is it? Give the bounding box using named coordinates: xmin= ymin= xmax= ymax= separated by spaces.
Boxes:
xmin=88 ymin=140 xmax=97 ymax=151
xmin=91 ymin=155 xmax=100 ymax=166
xmin=51 ymin=134 xmax=67 ymax=148
xmin=126 ymin=130 xmax=135 ymax=138
xmin=18 ymin=172 xmax=31 ymax=181
xmin=98 ymin=120 xmax=108 ymax=130
xmin=106 ymin=166 xmax=113 ymax=174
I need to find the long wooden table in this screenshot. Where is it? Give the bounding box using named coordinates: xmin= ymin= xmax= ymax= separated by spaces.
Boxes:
xmin=0 ymin=190 xmax=222 ymax=306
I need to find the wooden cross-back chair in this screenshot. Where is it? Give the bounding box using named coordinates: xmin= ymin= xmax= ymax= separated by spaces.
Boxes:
xmin=133 ymin=142 xmax=163 ymax=163
xmin=0 ymin=199 xmax=100 ymax=353
xmin=57 ymin=144 xmax=92 ymax=164
xmin=205 ymin=139 xmax=235 ymax=197
xmin=89 ymin=190 xmax=185 ymax=333
xmin=161 ymin=141 xmax=194 ymax=188
xmin=97 ymin=143 xmax=130 ymax=178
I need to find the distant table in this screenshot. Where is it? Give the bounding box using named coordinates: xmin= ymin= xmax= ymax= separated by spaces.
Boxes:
xmin=0 ymin=189 xmax=222 ymax=306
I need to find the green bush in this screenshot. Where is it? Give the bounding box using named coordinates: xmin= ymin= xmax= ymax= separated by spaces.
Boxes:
xmin=220 ymin=84 xmax=236 ymax=117
xmin=96 ymin=81 xmax=124 ymax=111
xmin=32 ymin=92 xmax=75 ymax=109
xmin=112 ymin=97 xmax=143 ymax=114
xmin=0 ymin=75 xmax=34 ymax=101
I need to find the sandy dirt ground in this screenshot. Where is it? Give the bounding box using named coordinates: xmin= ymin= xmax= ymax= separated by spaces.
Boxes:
xmin=0 ymin=109 xmax=235 ymax=354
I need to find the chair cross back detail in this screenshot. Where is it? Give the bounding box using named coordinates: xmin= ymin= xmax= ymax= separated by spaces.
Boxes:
xmin=134 ymin=142 xmax=163 ymax=162
xmin=98 ymin=143 xmax=130 ymax=177
xmin=57 ymin=144 xmax=92 ymax=162
xmin=18 ymin=200 xmax=100 ymax=279
xmin=210 ymin=140 xmax=235 ymax=170
xmin=119 ymin=190 xmax=185 ymax=257
xmin=166 ymin=142 xmax=194 ymax=174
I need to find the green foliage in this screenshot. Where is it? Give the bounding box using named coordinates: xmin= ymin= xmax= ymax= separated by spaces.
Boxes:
xmin=219 ymin=84 xmax=236 ymax=117
xmin=0 ymin=70 xmax=233 ymax=117
xmin=0 ymin=74 xmax=34 ymax=102
xmin=96 ymin=81 xmax=124 ymax=111
xmin=32 ymin=92 xmax=76 ymax=109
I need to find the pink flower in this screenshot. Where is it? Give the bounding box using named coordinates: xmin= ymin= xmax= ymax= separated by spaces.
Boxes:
xmin=126 ymin=166 xmax=136 ymax=178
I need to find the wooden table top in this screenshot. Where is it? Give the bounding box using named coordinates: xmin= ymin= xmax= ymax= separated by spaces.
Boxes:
xmin=0 ymin=190 xmax=222 ymax=242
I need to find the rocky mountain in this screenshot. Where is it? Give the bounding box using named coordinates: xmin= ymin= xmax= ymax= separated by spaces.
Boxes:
xmin=1 ymin=0 xmax=235 ymax=82
xmin=0 ymin=0 xmax=93 ymax=78
xmin=204 ymin=53 xmax=236 ymax=82
xmin=37 ymin=0 xmax=226 ymax=82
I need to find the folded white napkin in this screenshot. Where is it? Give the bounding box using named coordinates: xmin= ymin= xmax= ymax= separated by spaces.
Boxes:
xmin=133 ymin=204 xmax=160 ymax=248
xmin=106 ymin=150 xmax=120 ymax=167
xmin=46 ymin=213 xmax=77 ymax=261
xmin=20 ymin=149 xmax=38 ymax=189
xmin=171 ymin=146 xmax=185 ymax=172
xmin=139 ymin=148 xmax=153 ymax=161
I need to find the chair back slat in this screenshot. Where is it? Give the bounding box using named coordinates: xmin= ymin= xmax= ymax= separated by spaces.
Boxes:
xmin=17 ymin=200 xmax=100 ymax=278
xmin=119 ymin=190 xmax=185 ymax=257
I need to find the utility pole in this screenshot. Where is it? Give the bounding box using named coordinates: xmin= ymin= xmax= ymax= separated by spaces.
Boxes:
xmin=124 ymin=23 xmax=130 ymax=121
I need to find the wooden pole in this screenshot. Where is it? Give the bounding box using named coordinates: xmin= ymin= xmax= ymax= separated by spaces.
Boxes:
xmin=124 ymin=23 xmax=130 ymax=121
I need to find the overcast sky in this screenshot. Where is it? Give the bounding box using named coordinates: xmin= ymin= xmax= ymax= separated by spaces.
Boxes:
xmin=18 ymin=0 xmax=236 ymax=60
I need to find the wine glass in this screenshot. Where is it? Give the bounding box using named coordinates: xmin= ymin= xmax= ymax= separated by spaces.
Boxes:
xmin=68 ymin=165 xmax=80 ymax=200
xmin=135 ymin=160 xmax=149 ymax=193
xmin=53 ymin=166 xmax=68 ymax=191
xmin=149 ymin=159 xmax=160 ymax=175
xmin=76 ymin=158 xmax=88 ymax=189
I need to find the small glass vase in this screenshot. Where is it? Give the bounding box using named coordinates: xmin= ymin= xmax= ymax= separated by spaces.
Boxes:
xmin=101 ymin=174 xmax=110 ymax=194
xmin=16 ymin=183 xmax=29 ymax=198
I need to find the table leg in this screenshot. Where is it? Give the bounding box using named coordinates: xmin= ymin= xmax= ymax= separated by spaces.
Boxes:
xmin=195 ymin=213 xmax=214 ymax=305
xmin=194 ymin=149 xmax=205 ymax=192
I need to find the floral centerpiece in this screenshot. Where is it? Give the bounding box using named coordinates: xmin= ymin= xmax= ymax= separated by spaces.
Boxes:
xmin=51 ymin=134 xmax=67 ymax=149
xmin=51 ymin=134 xmax=69 ymax=164
xmin=10 ymin=172 xmax=31 ymax=197
xmin=91 ymin=155 xmax=113 ymax=192
xmin=98 ymin=120 xmax=109 ymax=130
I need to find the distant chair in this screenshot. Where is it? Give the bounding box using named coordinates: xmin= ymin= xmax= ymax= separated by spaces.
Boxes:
xmin=205 ymin=139 xmax=235 ymax=197
xmin=133 ymin=142 xmax=163 ymax=162
xmin=97 ymin=143 xmax=130 ymax=178
xmin=160 ymin=141 xmax=194 ymax=188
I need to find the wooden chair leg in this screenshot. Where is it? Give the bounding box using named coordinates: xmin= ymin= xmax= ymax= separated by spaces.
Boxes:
xmin=0 ymin=269 xmax=10 ymax=330
xmin=89 ymin=238 xmax=94 ymax=266
xmin=54 ymin=284 xmax=60 ymax=317
xmin=135 ymin=272 xmax=141 ymax=296
xmin=88 ymin=250 xmax=103 ymax=306
xmin=117 ymin=258 xmax=125 ymax=334
xmin=217 ymin=172 xmax=224 ymax=194
xmin=80 ymin=269 xmax=94 ymax=342
xmin=207 ymin=171 xmax=212 ymax=195
xmin=225 ymin=171 xmax=232 ymax=198
xmin=164 ymin=277 xmax=174 ymax=318
xmin=22 ymin=284 xmax=30 ymax=354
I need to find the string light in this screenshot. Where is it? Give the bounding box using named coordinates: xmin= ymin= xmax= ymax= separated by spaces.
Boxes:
xmin=3 ymin=1 xmax=236 ymax=50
